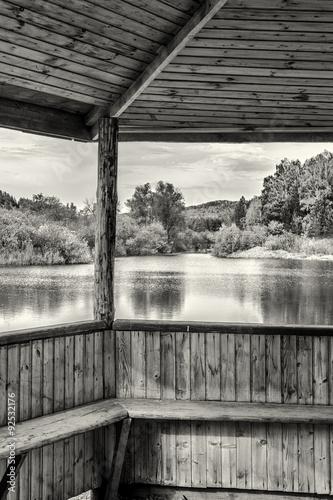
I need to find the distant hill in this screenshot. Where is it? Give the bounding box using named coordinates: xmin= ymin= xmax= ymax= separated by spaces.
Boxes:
xmin=185 ymin=199 xmax=238 ymax=232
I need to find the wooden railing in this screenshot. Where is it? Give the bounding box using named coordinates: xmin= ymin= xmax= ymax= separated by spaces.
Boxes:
xmin=1 ymin=319 xmax=332 ymax=498
xmin=0 ymin=320 xmax=114 ymax=499
xmin=113 ymin=320 xmax=333 ymax=496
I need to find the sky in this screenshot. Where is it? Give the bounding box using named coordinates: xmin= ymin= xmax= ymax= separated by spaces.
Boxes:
xmin=0 ymin=127 xmax=332 ymax=210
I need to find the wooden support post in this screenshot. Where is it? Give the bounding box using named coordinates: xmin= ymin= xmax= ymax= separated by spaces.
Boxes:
xmin=94 ymin=117 xmax=119 ymax=325
xmin=104 ymin=418 xmax=132 ymax=500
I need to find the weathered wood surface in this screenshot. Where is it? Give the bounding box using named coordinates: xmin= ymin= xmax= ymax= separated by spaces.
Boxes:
xmin=120 ymin=484 xmax=333 ymax=499
xmin=0 ymin=319 xmax=107 ymax=346
xmin=0 ymin=399 xmax=127 ymax=459
xmin=115 ymin=328 xmax=333 ymax=494
xmin=94 ymin=117 xmax=118 ymax=324
xmin=112 ymin=319 xmax=333 ymax=336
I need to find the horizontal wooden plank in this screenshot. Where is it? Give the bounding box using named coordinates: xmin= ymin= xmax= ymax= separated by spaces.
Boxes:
xmin=214 ymin=8 xmax=333 ymax=23
xmin=230 ymin=0 xmax=333 ymax=10
xmin=119 ymin=130 xmax=333 ymax=143
xmin=189 ymin=37 xmax=333 ymax=53
xmin=155 ymin=71 xmax=333 ymax=88
xmin=125 ymin=106 xmax=333 ymax=120
xmin=150 ymin=80 xmax=333 ymax=95
xmin=197 ymin=28 xmax=333 ymax=43
xmin=0 ymin=399 xmax=127 ymax=459
xmin=0 ymin=320 xmax=107 ymax=346
xmin=206 ymin=18 xmax=333 ymax=33
xmin=120 ymin=484 xmax=333 ymax=499
xmin=180 ymin=48 xmax=333 ymax=63
xmin=0 ymin=96 xmax=92 ymax=142
xmin=121 ymin=113 xmax=333 ymax=126
xmin=112 ymin=320 xmax=333 ymax=336
xmin=135 ymin=94 xmax=333 ymax=109
xmin=117 ymin=399 xmax=333 ymax=424
xmin=173 ymin=56 xmax=333 ymax=71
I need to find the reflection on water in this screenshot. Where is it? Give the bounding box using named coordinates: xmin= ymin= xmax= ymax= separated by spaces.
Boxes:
xmin=1 ymin=254 xmax=333 ymax=331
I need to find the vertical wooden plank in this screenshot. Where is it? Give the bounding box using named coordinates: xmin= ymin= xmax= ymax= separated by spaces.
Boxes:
xmin=330 ymin=337 xmax=333 ymax=496
xmin=221 ymin=333 xmax=235 ymax=401
xmin=30 ymin=340 xmax=43 ymax=500
xmin=251 ymin=334 xmax=267 ymax=490
xmin=175 ymin=331 xmax=190 ymax=401
xmin=191 ymin=332 xmax=206 ymax=488
xmin=235 ymin=334 xmax=251 ymax=402
xmin=146 ymin=331 xmax=161 ymax=399
xmin=146 ymin=332 xmax=162 ymax=485
xmin=235 ymin=334 xmax=251 ymax=490
xmin=206 ymin=332 xmax=221 ymax=401
xmin=266 ymin=334 xmax=283 ymax=491
xmin=117 ymin=330 xmax=132 ymax=484
xmin=93 ymin=331 xmax=105 ymax=490
xmin=176 ymin=420 xmax=191 ymax=487
xmin=7 ymin=345 xmax=20 ymax=416
xmin=313 ymin=336 xmax=330 ymax=494
xmin=19 ymin=343 xmax=31 ymax=497
xmin=221 ymin=333 xmax=236 ymax=489
xmin=297 ymin=335 xmax=314 ymax=494
xmin=0 ymin=346 xmax=8 ymax=487
xmin=104 ymin=329 xmax=116 ymax=399
xmin=42 ymin=338 xmax=54 ymax=500
xmin=105 ymin=418 xmax=132 ymax=500
xmin=251 ymin=334 xmax=266 ymax=403
xmin=73 ymin=334 xmax=85 ymax=497
xmin=64 ymin=336 xmax=75 ymax=499
xmin=206 ymin=333 xmax=221 ymax=487
xmin=116 ymin=331 xmax=131 ymax=399
xmin=131 ymin=331 xmax=147 ymax=483
xmin=54 ymin=337 xmax=66 ymax=499
xmin=221 ymin=421 xmax=237 ymax=488
xmin=175 ymin=332 xmax=191 ymax=487
xmin=84 ymin=333 xmax=95 ymax=493
xmin=161 ymin=332 xmax=176 ymax=485
xmin=281 ymin=336 xmax=298 ymax=493
xmin=94 ymin=116 xmax=118 ymax=324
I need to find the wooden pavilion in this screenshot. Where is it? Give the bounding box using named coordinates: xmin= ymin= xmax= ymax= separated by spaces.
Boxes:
xmin=0 ymin=0 xmax=333 ymax=499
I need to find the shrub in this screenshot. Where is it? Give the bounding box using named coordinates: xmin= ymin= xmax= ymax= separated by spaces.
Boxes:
xmin=212 ymin=226 xmax=242 ymax=257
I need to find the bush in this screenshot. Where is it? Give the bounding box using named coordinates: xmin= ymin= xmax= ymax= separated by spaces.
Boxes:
xmin=264 ymin=232 xmax=296 ymax=251
xmin=240 ymin=225 xmax=267 ymax=250
xmin=212 ymin=226 xmax=242 ymax=257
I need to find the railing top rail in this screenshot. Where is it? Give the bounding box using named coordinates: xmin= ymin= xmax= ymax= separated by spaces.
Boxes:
xmin=112 ymin=319 xmax=333 ymax=336
xmin=0 ymin=319 xmax=108 ymax=346
xmin=1 ymin=318 xmax=333 ymax=346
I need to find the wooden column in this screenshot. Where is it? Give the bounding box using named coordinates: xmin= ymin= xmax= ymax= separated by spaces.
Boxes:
xmin=94 ymin=117 xmax=118 ymax=325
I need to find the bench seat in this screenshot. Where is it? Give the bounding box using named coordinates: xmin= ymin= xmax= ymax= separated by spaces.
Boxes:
xmin=0 ymin=399 xmax=127 ymax=460
xmin=118 ymin=398 xmax=333 ymax=424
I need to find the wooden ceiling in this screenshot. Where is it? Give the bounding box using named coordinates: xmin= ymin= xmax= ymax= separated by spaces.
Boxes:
xmin=0 ymin=0 xmax=332 ymax=143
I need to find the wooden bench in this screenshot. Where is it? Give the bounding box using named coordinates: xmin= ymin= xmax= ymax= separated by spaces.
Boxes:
xmin=0 ymin=399 xmax=130 ymax=500
xmin=1 ymin=398 xmax=332 ymax=499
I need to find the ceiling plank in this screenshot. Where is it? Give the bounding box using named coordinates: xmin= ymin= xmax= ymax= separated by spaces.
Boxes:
xmin=0 ymin=97 xmax=92 ymax=141
xmin=86 ymin=0 xmax=229 ymax=127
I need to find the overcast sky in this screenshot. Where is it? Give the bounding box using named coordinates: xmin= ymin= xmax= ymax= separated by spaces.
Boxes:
xmin=0 ymin=128 xmax=332 ymax=210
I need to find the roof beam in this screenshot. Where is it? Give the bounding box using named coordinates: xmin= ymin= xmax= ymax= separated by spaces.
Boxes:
xmin=118 ymin=129 xmax=333 ymax=143
xmin=0 ymin=97 xmax=92 ymax=142
xmin=85 ymin=0 xmax=228 ymax=131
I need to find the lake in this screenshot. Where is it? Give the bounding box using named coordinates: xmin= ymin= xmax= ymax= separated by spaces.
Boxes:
xmin=1 ymin=253 xmax=333 ymax=332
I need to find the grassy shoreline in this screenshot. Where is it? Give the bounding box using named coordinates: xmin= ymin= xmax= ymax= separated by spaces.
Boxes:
xmin=228 ymin=245 xmax=333 ymax=261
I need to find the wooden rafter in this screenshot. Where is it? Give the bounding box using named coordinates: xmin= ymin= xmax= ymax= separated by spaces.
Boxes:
xmin=85 ymin=0 xmax=228 ymax=131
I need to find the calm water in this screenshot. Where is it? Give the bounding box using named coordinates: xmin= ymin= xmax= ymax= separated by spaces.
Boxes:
xmin=1 ymin=254 xmax=333 ymax=332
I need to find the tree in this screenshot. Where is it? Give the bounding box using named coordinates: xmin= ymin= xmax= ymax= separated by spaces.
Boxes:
xmin=125 ymin=183 xmax=154 ymax=225
xmin=234 ymin=196 xmax=247 ymax=229
xmin=245 ymin=197 xmax=262 ymax=228
xmin=261 ymin=158 xmax=302 ymax=232
xmin=154 ymin=181 xmax=185 ymax=244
